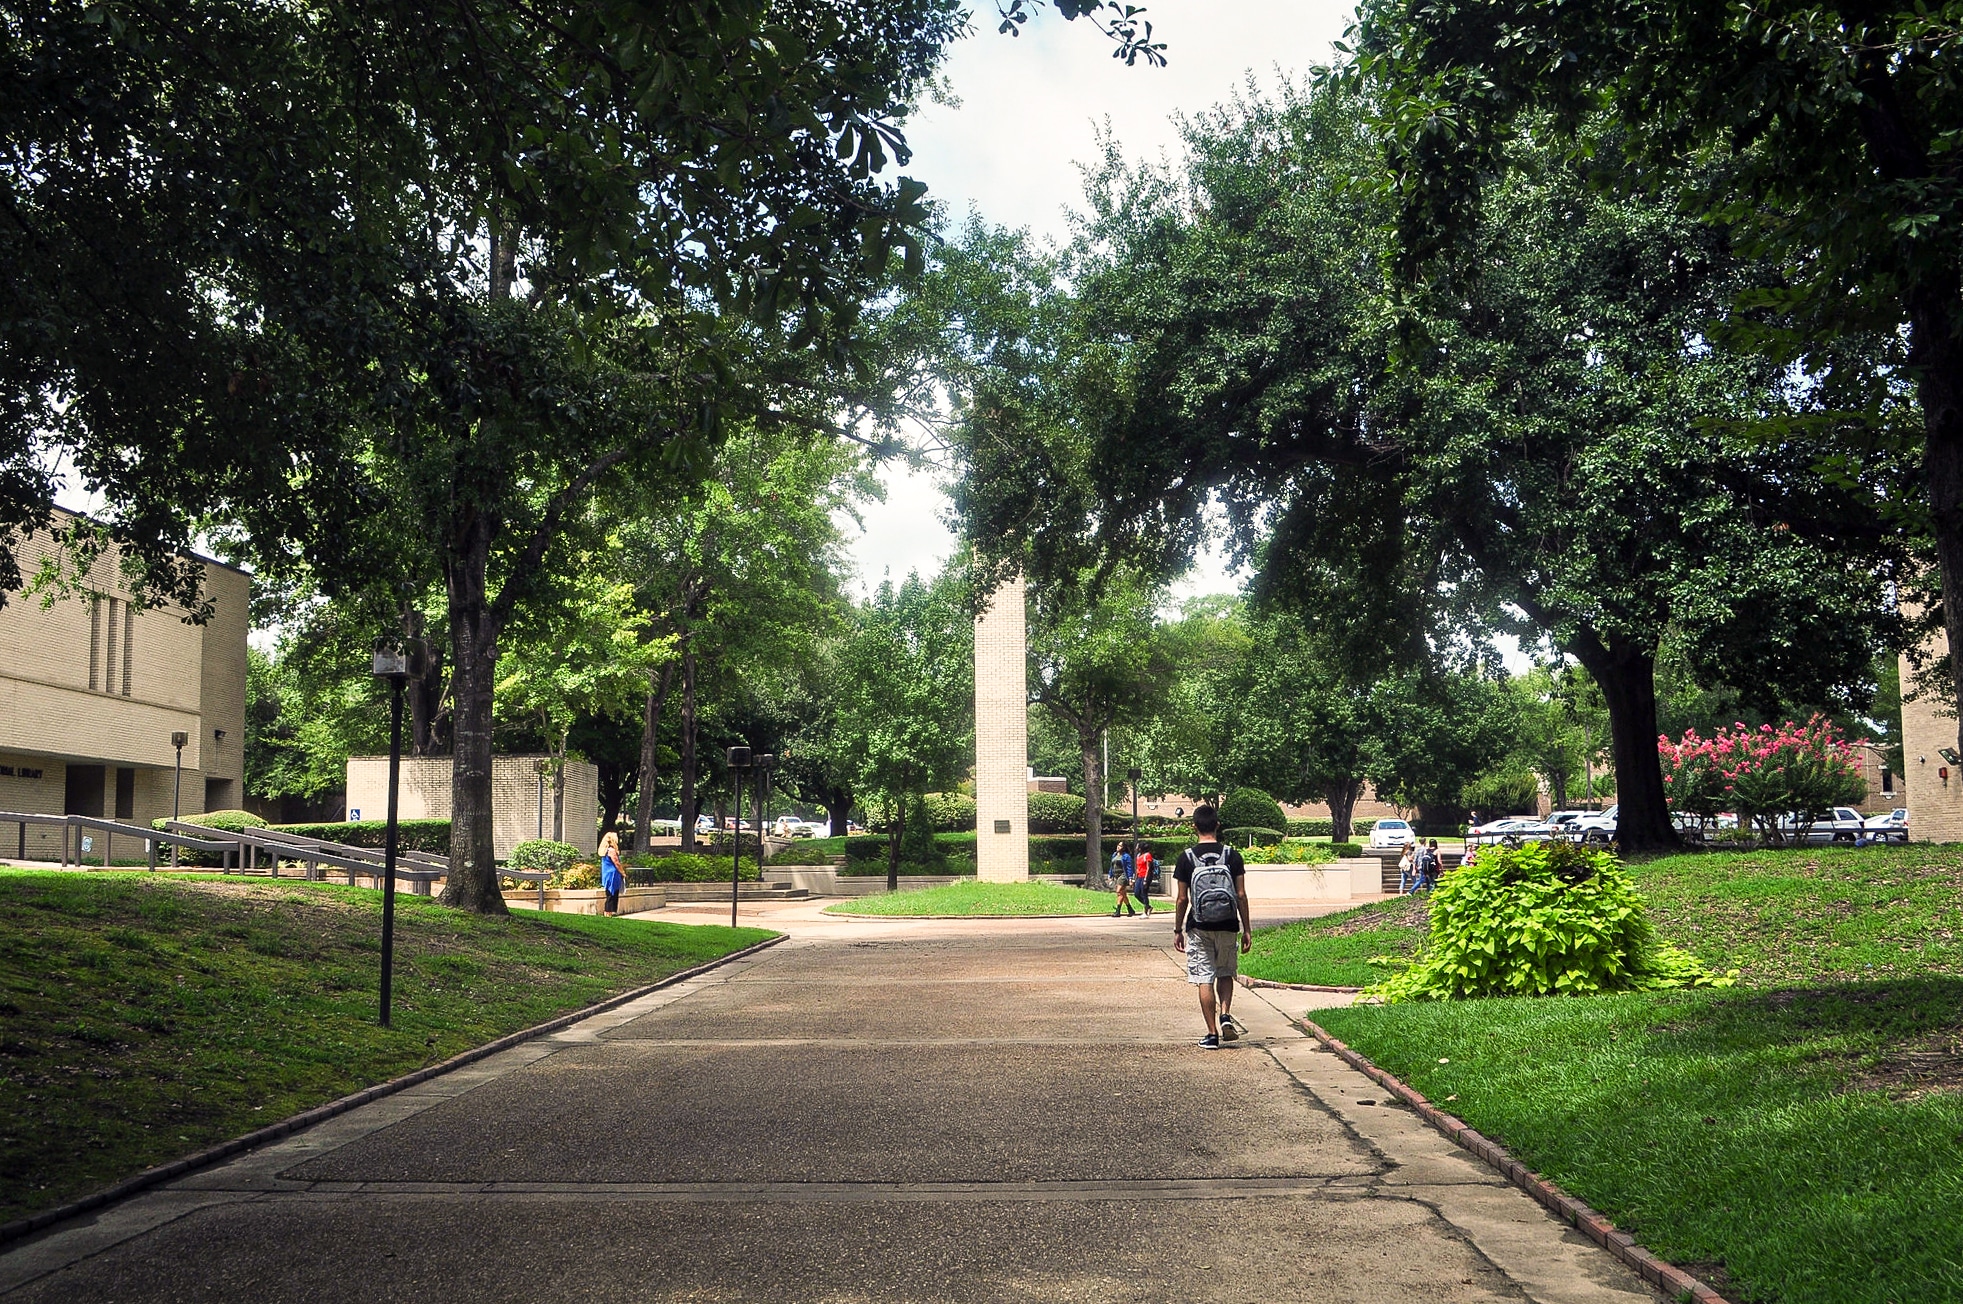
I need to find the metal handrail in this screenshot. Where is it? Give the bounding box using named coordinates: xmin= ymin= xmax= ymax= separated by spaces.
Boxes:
xmin=164 ymin=821 xmax=448 ymax=894
xmin=245 ymin=826 xmax=450 ymax=872
xmin=0 ymin=810 xmax=236 ymax=869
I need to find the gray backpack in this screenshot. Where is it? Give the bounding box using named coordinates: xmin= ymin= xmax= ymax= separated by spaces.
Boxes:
xmin=1189 ymin=846 xmax=1239 ymax=929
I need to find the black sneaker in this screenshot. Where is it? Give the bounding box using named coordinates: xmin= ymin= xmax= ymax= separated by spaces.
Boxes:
xmin=1219 ymin=1017 xmax=1240 ymax=1043
xmin=1197 ymin=1033 xmax=1221 ymax=1050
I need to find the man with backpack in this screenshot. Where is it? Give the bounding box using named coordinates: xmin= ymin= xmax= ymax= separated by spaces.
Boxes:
xmin=1172 ymin=804 xmax=1252 ymax=1050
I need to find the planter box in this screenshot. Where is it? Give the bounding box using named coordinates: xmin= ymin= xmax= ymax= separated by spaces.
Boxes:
xmin=502 ymin=886 xmax=666 ymax=915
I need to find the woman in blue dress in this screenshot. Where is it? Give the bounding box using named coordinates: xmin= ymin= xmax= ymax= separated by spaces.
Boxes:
xmin=599 ymin=830 xmax=625 ymax=916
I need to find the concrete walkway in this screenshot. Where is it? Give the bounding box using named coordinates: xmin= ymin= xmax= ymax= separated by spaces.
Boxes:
xmin=2 ymin=910 xmax=1662 ymax=1302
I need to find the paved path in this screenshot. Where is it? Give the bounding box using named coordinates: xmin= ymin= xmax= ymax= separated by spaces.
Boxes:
xmin=2 ymin=909 xmax=1662 ymax=1302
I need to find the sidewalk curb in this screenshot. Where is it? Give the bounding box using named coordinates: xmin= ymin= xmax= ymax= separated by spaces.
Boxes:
xmin=1239 ymin=974 xmax=1362 ymax=994
xmin=1298 ymin=1018 xmax=1733 ymax=1304
xmin=0 ymin=932 xmax=786 ymax=1250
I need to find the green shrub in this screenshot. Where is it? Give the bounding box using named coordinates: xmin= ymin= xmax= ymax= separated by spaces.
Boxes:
xmin=1241 ymin=840 xmax=1339 ymax=866
xmin=1219 ymin=788 xmax=1287 ymax=836
xmin=1221 ymin=826 xmax=1284 ymax=848
xmin=270 ymin=819 xmax=451 ymax=854
xmin=553 ymin=861 xmax=601 ymax=890
xmin=1331 ymin=841 xmax=1364 ymax=858
xmin=1369 ymin=841 xmax=1735 ymax=1001
xmin=510 ymin=840 xmax=582 ymax=874
xmin=627 ymin=853 xmax=761 ymax=884
xmin=1285 ymin=818 xmax=1333 ymax=838
xmin=1026 ymin=791 xmax=1087 ymax=834
xmin=160 ymin=809 xmax=267 ymax=834
xmin=922 ymin=792 xmax=978 ymax=832
xmin=766 ymin=841 xmax=841 ymax=866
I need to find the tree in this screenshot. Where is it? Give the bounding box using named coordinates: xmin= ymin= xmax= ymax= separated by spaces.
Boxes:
xmin=1027 ymin=567 xmax=1174 ymax=884
xmin=950 ymin=86 xmax=1913 ymax=851
xmin=836 ymin=573 xmax=974 ymax=889
xmin=1349 ymin=0 xmax=1962 ymax=745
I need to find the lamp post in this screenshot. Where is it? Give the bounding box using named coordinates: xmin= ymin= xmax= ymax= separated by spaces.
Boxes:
xmin=372 ymin=639 xmax=421 ymax=1028
xmin=170 ymin=731 xmax=189 ymax=869
xmin=1128 ymin=766 xmax=1141 ymax=855
xmin=725 ymin=746 xmax=752 ymax=928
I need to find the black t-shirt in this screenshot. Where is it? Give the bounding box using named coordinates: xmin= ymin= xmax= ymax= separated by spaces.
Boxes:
xmin=1174 ymin=842 xmax=1245 ymax=931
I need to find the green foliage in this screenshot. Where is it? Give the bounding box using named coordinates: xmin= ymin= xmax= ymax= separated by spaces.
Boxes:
xmin=1221 ymin=826 xmax=1284 ymax=848
xmin=510 ymin=841 xmax=582 ymax=874
xmin=271 ymin=820 xmax=451 ymax=855
xmin=921 ymin=792 xmax=978 ymax=832
xmin=164 ymin=810 xmax=267 ymax=834
xmin=549 ymin=861 xmax=601 ymax=891
xmin=1330 ymin=841 xmax=1364 ymax=858
xmin=1218 ymin=788 xmax=1287 ymax=836
xmin=1026 ymin=791 xmax=1088 ymax=834
xmin=1460 ymin=765 xmax=1542 ymax=818
xmin=1286 ymin=818 xmax=1379 ymax=838
xmin=1372 ymin=842 xmax=1733 ymax=1001
xmin=1240 ymin=839 xmax=1340 ymax=866
xmin=627 ymin=854 xmax=760 ymax=884
xmin=764 ymin=841 xmax=841 ymax=866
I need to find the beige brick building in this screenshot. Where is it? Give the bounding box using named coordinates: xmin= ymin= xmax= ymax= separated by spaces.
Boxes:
xmin=345 ymin=755 xmax=599 ymax=861
xmin=1901 ymin=643 xmax=1963 ymax=841
xmin=0 ymin=512 xmax=248 ymax=858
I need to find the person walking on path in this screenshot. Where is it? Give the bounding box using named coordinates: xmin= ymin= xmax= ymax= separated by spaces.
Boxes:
xmin=599 ymin=831 xmax=626 ymax=917
xmin=1134 ymin=845 xmax=1156 ymax=916
xmin=1109 ymin=842 xmax=1138 ymax=917
xmin=1416 ymin=838 xmax=1442 ymax=892
xmin=1172 ymin=805 xmax=1251 ymax=1049
xmin=1397 ymin=841 xmax=1417 ymax=895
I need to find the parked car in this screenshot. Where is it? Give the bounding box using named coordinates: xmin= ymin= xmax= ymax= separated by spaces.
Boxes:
xmin=1545 ymin=810 xmax=1589 ymax=835
xmin=1367 ymin=818 xmax=1416 ymax=849
xmin=1573 ymin=806 xmax=1619 ymax=843
xmin=1468 ymin=817 xmax=1554 ymax=845
xmin=1861 ymin=808 xmax=1908 ymax=842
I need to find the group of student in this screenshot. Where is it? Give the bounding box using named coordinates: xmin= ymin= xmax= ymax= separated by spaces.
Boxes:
xmin=1397 ymin=838 xmax=1444 ymax=894
xmin=1105 ymin=841 xmax=1159 ymax=917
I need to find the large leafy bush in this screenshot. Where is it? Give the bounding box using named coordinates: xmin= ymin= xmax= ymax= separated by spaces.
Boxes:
xmin=922 ymin=792 xmax=977 ymax=832
xmin=510 ymin=840 xmax=581 ymax=874
xmin=160 ymin=809 xmax=267 ymax=834
xmin=1219 ymin=787 xmax=1286 ymax=834
xmin=1370 ymin=841 xmax=1732 ymax=1001
xmin=1026 ymin=791 xmax=1087 ymax=834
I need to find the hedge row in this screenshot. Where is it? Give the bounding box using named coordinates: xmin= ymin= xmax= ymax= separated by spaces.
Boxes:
xmin=1283 ymin=818 xmax=1380 ymax=838
xmin=269 ymin=819 xmax=453 ymax=855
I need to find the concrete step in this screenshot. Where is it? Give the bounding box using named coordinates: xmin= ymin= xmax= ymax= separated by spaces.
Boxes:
xmin=657 ymin=882 xmax=809 ymax=902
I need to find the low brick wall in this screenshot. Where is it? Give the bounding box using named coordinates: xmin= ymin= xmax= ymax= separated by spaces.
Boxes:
xmin=502 ymin=886 xmax=666 ymax=916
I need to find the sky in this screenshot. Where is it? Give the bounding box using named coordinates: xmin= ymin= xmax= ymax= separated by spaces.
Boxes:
xmin=837 ymin=0 xmax=1355 ymax=602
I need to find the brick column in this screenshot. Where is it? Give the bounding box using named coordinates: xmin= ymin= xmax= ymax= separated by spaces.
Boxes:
xmin=975 ymin=576 xmax=1029 ymax=882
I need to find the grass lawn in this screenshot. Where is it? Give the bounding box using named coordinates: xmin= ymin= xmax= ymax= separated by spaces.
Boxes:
xmin=0 ymin=870 xmax=772 ymax=1225
xmin=824 ymin=880 xmax=1121 ymax=917
xmin=1272 ymin=846 xmax=1963 ymax=1304
xmin=1243 ymin=895 xmax=1428 ymax=988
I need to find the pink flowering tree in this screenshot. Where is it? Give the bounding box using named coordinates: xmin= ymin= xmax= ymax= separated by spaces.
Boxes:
xmin=1661 ymin=718 xmax=1866 ymax=844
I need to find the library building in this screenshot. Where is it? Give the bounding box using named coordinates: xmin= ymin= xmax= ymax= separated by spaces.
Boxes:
xmin=0 ymin=511 xmax=248 ymax=859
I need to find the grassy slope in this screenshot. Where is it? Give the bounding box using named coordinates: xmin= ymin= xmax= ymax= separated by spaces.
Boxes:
xmin=1273 ymin=847 xmax=1963 ymax=1304
xmin=0 ymin=871 xmax=772 ymax=1223
xmin=824 ymin=880 xmax=1121 ymax=917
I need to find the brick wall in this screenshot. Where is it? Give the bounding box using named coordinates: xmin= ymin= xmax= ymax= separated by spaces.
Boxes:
xmin=1900 ymin=645 xmax=1963 ymax=842
xmin=974 ymin=576 xmax=1029 ymax=882
xmin=346 ymin=754 xmax=599 ymax=860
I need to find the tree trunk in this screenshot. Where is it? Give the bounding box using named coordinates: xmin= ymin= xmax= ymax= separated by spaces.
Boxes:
xmin=1572 ymin=635 xmax=1676 ymax=854
xmin=401 ymin=607 xmax=448 ymax=756
xmin=551 ymin=734 xmax=566 ymax=845
xmin=438 ymin=514 xmax=509 ymax=915
xmin=633 ymin=663 xmax=673 ymax=851
xmin=679 ymin=645 xmax=698 ymax=853
xmin=1911 ymin=287 xmax=1963 ymax=754
xmin=1081 ymin=730 xmax=1105 ymax=889
xmin=1324 ymin=777 xmax=1363 ymax=843
xmin=1550 ymin=769 xmax=1568 ymax=811
xmin=886 ymin=795 xmax=904 ymax=892
xmin=826 ymin=794 xmax=853 ymax=838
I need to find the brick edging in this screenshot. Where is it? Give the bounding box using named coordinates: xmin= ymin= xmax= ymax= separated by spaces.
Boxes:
xmin=1239 ymin=974 xmax=1362 ymax=994
xmin=0 ymin=933 xmax=786 ymax=1249
xmin=1298 ymin=1018 xmax=1733 ymax=1304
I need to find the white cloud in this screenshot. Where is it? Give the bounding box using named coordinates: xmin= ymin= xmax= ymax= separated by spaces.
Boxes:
xmin=842 ymin=1 xmax=1349 ymax=593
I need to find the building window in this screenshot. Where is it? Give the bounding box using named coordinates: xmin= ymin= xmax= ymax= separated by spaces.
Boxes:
xmin=121 ymin=603 xmax=134 ymax=695
xmin=87 ymin=595 xmax=102 ymax=691
xmin=1882 ymin=767 xmax=1894 ymax=794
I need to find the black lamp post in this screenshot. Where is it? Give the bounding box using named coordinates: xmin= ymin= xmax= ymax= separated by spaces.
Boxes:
xmin=1128 ymin=766 xmax=1142 ymax=853
xmin=170 ymin=731 xmax=189 ymax=868
xmin=725 ymin=747 xmax=753 ymax=928
xmin=372 ymin=639 xmax=421 ymax=1027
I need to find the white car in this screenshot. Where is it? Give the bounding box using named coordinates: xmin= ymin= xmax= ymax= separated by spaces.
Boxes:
xmin=1545 ymin=810 xmax=1589 ymax=836
xmin=1778 ymin=807 xmax=1869 ymax=844
xmin=1864 ymin=808 xmax=1908 ymax=836
xmin=1469 ymin=817 xmax=1554 ymax=844
xmin=1368 ymin=818 xmax=1415 ymax=849
xmin=1574 ymin=805 xmax=1619 ymax=843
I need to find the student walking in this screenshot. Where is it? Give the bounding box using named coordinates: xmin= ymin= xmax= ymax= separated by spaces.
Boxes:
xmin=1414 ymin=838 xmax=1441 ymax=893
xmin=1397 ymin=841 xmax=1418 ymax=895
xmin=1109 ymin=843 xmax=1138 ymax=917
xmin=599 ymin=831 xmax=625 ymax=917
xmin=1134 ymin=846 xmax=1156 ymax=917
xmin=1173 ymin=805 xmax=1252 ymax=1049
